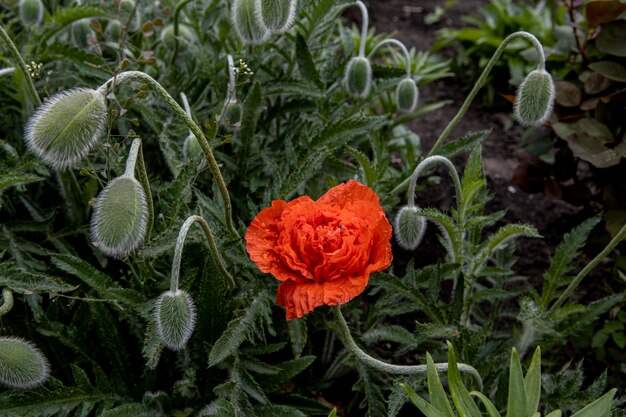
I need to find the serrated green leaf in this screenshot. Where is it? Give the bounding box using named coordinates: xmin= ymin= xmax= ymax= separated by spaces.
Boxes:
xmin=99 ymin=404 xmax=154 ymax=417
xmin=256 ymin=404 xmax=307 ymax=417
xmin=287 ymin=317 xmax=307 ymax=358
xmin=0 ymin=261 xmax=77 ymax=293
xmin=401 ymin=383 xmax=449 ymax=417
xmin=439 ymin=130 xmax=491 ymax=160
xmin=296 ymin=34 xmax=322 ymax=87
xmin=346 ymin=146 xmax=377 ymax=186
xmin=0 ymin=173 xmax=43 ymax=192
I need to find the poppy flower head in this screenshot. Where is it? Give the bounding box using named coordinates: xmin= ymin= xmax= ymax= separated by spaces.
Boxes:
xmin=245 ymin=180 xmax=392 ymax=319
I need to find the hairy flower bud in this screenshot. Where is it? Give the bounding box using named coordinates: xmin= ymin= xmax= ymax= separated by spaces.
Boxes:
xmin=25 ymin=88 xmax=107 ymax=169
xmin=258 ymin=0 xmax=298 ymax=33
xmin=394 ymin=206 xmax=427 ymax=250
xmin=0 ymin=337 xmax=49 ymax=389
xmin=514 ymin=69 xmax=555 ymax=126
xmin=154 ymin=290 xmax=196 ymax=350
xmin=160 ymin=25 xmax=195 ymax=51
xmin=72 ymin=19 xmax=96 ymax=50
xmin=90 ymin=176 xmax=148 ymax=259
xmin=396 ymin=77 xmax=419 ymax=113
xmin=344 ymin=56 xmax=372 ymax=98
xmin=19 ymin=0 xmax=44 ymax=26
xmin=232 ymin=0 xmax=268 ymax=44
xmin=105 ymin=20 xmax=123 ymax=43
xmin=182 ymin=134 xmax=203 ymax=163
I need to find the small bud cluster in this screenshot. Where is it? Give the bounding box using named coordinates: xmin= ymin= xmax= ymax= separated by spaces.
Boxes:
xmin=25 ymin=61 xmax=42 ymax=80
xmin=235 ymin=59 xmax=254 ymax=77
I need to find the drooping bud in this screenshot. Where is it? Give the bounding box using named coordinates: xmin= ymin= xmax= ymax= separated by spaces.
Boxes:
xmin=394 ymin=206 xmax=427 ymax=250
xmin=25 ymin=88 xmax=107 ymax=170
xmin=258 ymin=0 xmax=298 ymax=33
xmin=514 ymin=69 xmax=555 ymax=126
xmin=0 ymin=337 xmax=49 ymax=389
xmin=232 ymin=0 xmax=268 ymax=44
xmin=160 ymin=25 xmax=195 ymax=52
xmin=182 ymin=134 xmax=203 ymax=163
xmin=90 ymin=176 xmax=148 ymax=258
xmin=154 ymin=290 xmax=196 ymax=350
xmin=72 ymin=19 xmax=96 ymax=50
xmin=344 ymin=56 xmax=372 ymax=98
xmin=396 ymin=77 xmax=419 ymax=113
xmin=19 ymin=0 xmax=44 ymax=26
xmin=105 ymin=20 xmax=123 ymax=43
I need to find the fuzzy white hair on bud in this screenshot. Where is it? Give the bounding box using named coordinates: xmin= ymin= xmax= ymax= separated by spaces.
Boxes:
xmin=19 ymin=0 xmax=44 ymax=26
xmin=232 ymin=0 xmax=269 ymax=44
xmin=257 ymin=0 xmax=298 ymax=33
xmin=24 ymin=88 xmax=107 ymax=170
xmin=0 ymin=337 xmax=50 ymax=389
xmin=396 ymin=77 xmax=419 ymax=113
xmin=514 ymin=69 xmax=555 ymax=126
xmin=154 ymin=290 xmax=197 ymax=351
xmin=345 ymin=56 xmax=372 ymax=98
xmin=394 ymin=206 xmax=427 ymax=250
xmin=90 ymin=176 xmax=148 ymax=259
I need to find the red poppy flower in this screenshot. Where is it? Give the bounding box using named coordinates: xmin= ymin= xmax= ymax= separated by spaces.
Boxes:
xmin=245 ymin=180 xmax=393 ymax=320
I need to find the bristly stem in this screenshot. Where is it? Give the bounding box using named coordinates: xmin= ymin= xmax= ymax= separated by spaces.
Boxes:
xmin=171 ymin=215 xmax=236 ymax=293
xmin=170 ymin=0 xmax=194 ymax=65
xmin=0 ymin=23 xmax=41 ymax=106
xmin=426 ymin=31 xmax=545 ymax=158
xmin=333 ymin=306 xmax=483 ymax=390
xmin=407 ymin=156 xmax=462 ymax=210
xmin=549 ymin=221 xmax=626 ymax=315
xmin=352 ymin=1 xmax=369 ymax=57
xmin=368 ymin=38 xmax=412 ymax=78
xmin=133 ymin=139 xmax=154 ymax=239
xmin=98 ymin=71 xmax=239 ymax=238
xmin=0 ymin=288 xmax=14 ymax=317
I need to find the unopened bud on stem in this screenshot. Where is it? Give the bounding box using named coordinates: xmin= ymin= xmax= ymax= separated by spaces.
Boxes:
xmin=514 ymin=69 xmax=555 ymax=126
xmin=257 ymin=0 xmax=298 ymax=33
xmin=19 ymin=0 xmax=44 ymax=26
xmin=154 ymin=289 xmax=196 ymax=350
xmin=0 ymin=337 xmax=49 ymax=389
xmin=394 ymin=206 xmax=427 ymax=250
xmin=345 ymin=56 xmax=372 ymax=98
xmin=396 ymin=77 xmax=419 ymax=113
xmin=25 ymin=88 xmax=107 ymax=170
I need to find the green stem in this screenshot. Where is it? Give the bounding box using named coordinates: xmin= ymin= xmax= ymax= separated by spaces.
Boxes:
xmin=0 ymin=23 xmax=41 ymax=106
xmin=170 ymin=215 xmax=236 ymax=292
xmin=97 ymin=71 xmax=239 ymax=238
xmin=0 ymin=288 xmax=14 ymax=317
xmin=549 ymin=221 xmax=626 ymax=314
xmin=170 ymin=0 xmax=194 ymax=65
xmin=352 ymin=1 xmax=369 ymax=57
xmin=133 ymin=140 xmax=154 ymax=240
xmin=332 ymin=306 xmax=483 ymax=390
xmin=368 ymin=38 xmax=412 ymax=78
xmin=407 ymin=156 xmax=462 ymax=210
xmin=427 ymin=31 xmax=544 ymax=158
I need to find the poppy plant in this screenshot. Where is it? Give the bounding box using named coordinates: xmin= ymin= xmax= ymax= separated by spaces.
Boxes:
xmin=245 ymin=180 xmax=393 ymax=319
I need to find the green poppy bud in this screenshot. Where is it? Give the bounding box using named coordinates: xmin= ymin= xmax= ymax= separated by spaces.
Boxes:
xmin=258 ymin=0 xmax=298 ymax=33
xmin=90 ymin=176 xmax=148 ymax=259
xmin=396 ymin=77 xmax=419 ymax=113
xmin=25 ymin=88 xmax=107 ymax=170
xmin=345 ymin=56 xmax=372 ymax=98
xmin=154 ymin=290 xmax=196 ymax=350
xmin=118 ymin=0 xmax=134 ymax=14
xmin=105 ymin=20 xmax=123 ymax=43
xmin=19 ymin=0 xmax=44 ymax=26
xmin=232 ymin=0 xmax=268 ymax=44
xmin=182 ymin=134 xmax=203 ymax=163
xmin=160 ymin=24 xmax=195 ymax=51
xmin=514 ymin=69 xmax=555 ymax=126
xmin=72 ymin=19 xmax=96 ymax=50
xmin=0 ymin=337 xmax=49 ymax=389
xmin=394 ymin=206 xmax=427 ymax=250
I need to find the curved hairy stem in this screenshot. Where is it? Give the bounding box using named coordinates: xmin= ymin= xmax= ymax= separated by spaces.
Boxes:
xmin=98 ymin=71 xmax=239 ymax=238
xmin=349 ymin=1 xmax=369 ymax=57
xmin=407 ymin=156 xmax=462 ymax=210
xmin=0 ymin=23 xmax=41 ymax=106
xmin=333 ymin=306 xmax=483 ymax=390
xmin=171 ymin=215 xmax=236 ymax=292
xmin=427 ymin=31 xmax=544 ymax=157
xmin=369 ymin=38 xmax=412 ymax=77
xmin=129 ymin=138 xmax=154 ymax=239
xmin=170 ymin=0 xmax=194 ymax=65
xmin=0 ymin=288 xmax=14 ymax=317
xmin=549 ymin=222 xmax=626 ymax=314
